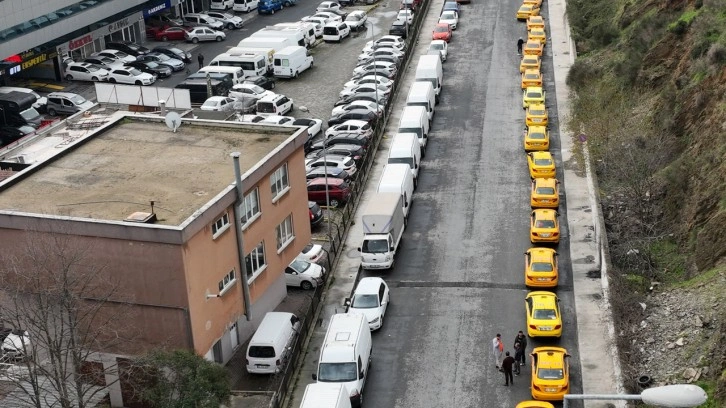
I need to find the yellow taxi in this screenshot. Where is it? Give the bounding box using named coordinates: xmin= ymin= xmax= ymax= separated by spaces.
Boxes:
xmin=520 ymin=54 xmax=541 ymax=73
xmin=525 ymin=291 xmax=562 ymax=337
xmin=523 ymin=0 xmax=543 ymax=7
xmin=528 ymin=27 xmax=547 ymax=45
xmin=527 ymin=15 xmax=546 ymax=31
xmin=516 ymin=4 xmax=540 ymax=20
xmin=526 ymin=103 xmax=548 ymax=127
xmin=530 ymin=209 xmax=560 ymax=244
xmin=521 ymin=69 xmax=543 ymax=89
xmin=531 ymin=177 xmax=559 ymax=208
xmin=524 ymin=125 xmax=550 ymax=151
xmin=522 ymin=86 xmax=545 ymax=109
xmin=516 ymin=402 xmax=555 ymax=408
xmin=527 ymin=151 xmax=555 ymax=178
xmin=530 ymin=347 xmax=570 ymax=401
xmin=524 ymin=247 xmax=558 ymax=288
xmin=524 ymin=39 xmax=544 ymax=56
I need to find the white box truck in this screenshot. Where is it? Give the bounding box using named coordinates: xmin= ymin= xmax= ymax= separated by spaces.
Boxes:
xmin=238 ymin=37 xmax=299 ymax=53
xmin=415 ymin=54 xmax=443 ymax=103
xmin=359 ymin=193 xmax=405 ymax=270
xmin=377 ymin=163 xmax=415 ymax=218
xmin=299 ymin=383 xmax=352 ymax=408
xmin=273 ymin=46 xmax=314 ymax=78
xmin=251 ymin=27 xmax=307 ymax=47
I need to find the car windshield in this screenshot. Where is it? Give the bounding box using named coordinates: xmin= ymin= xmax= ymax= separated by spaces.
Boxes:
xmin=538 ymin=368 xmax=564 ymax=380
xmin=434 ymin=25 xmax=448 ymax=32
xmin=257 ymin=102 xmax=274 ymax=113
xmin=146 ymin=61 xmax=161 ymax=69
xmin=351 ymin=294 xmax=378 ymax=308
xmin=524 ymin=58 xmax=537 ymax=64
xmin=86 ymin=64 xmax=101 ymax=72
xmin=155 ymin=53 xmax=171 ymax=61
xmin=430 ymin=43 xmax=443 ymax=50
xmin=70 ymin=95 xmax=87 ymax=105
xmin=114 ymin=51 xmax=129 ymax=58
xmin=534 ymin=158 xmax=552 ymax=165
xmin=168 ymin=47 xmax=184 ymax=54
xmin=318 ymin=362 xmax=357 ymax=382
xmin=530 ymin=109 xmax=546 ymax=116
xmin=533 ymin=309 xmax=557 ymax=319
xmin=202 ymin=99 xmax=219 ymax=108
xmin=289 ymin=259 xmax=311 ymax=273
xmin=536 ymin=187 xmax=555 ymax=195
xmin=535 ymin=219 xmax=555 ymax=228
xmin=530 ymin=132 xmax=546 ymax=139
xmin=531 ymin=262 xmax=553 ymax=272
xmin=128 ymin=68 xmax=143 ymax=76
xmin=527 ymin=92 xmax=542 ymax=98
xmin=361 ymin=238 xmax=389 ymax=254
xmin=247 ymin=85 xmax=265 ymax=94
xmin=442 ymin=12 xmax=456 ymax=18
xmin=525 ymin=73 xmax=539 ymax=80
xmin=348 ymin=15 xmax=360 ymax=21
xmin=20 ymin=108 xmax=40 ymax=121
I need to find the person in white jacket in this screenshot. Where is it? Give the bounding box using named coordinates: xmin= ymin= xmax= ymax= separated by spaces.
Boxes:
xmin=492 ymin=333 xmax=504 ymax=370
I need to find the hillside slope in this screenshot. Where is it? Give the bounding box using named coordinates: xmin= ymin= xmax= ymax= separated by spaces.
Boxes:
xmin=564 ymin=0 xmax=726 ymax=403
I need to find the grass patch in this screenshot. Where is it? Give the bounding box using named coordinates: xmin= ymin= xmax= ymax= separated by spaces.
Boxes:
xmin=672 ymin=263 xmax=726 ymax=289
xmin=648 ymin=238 xmax=687 ymax=282
xmin=694 ymin=379 xmax=723 ymax=408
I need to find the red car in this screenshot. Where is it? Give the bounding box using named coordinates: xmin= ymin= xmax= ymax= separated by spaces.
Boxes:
xmin=432 ymin=23 xmax=452 ymax=42
xmin=307 ymin=178 xmax=352 ymax=208
xmin=154 ymin=26 xmax=189 ymax=42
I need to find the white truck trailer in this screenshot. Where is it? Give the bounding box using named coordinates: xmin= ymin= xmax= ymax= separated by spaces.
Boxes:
xmin=359 ymin=192 xmax=405 ymax=270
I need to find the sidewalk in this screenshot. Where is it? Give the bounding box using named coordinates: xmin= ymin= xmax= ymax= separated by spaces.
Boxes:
xmin=548 ymin=0 xmax=625 ymax=406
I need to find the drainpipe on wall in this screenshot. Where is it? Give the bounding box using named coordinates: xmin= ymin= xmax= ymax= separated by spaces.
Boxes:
xmin=231 ymin=152 xmax=252 ymax=321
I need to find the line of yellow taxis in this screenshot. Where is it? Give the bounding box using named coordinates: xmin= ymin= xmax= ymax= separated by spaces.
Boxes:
xmin=516 ymin=5 xmax=571 ymax=408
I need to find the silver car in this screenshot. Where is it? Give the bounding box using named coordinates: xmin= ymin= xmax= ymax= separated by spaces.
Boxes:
xmin=205 ymin=11 xmax=244 ymax=29
xmin=138 ymin=53 xmax=185 ymax=71
xmin=186 ymin=27 xmax=226 ymax=43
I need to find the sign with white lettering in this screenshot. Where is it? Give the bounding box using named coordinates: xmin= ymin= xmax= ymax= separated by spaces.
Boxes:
xmin=143 ymin=0 xmax=172 ymax=18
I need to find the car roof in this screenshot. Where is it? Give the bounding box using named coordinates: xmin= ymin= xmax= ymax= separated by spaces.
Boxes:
xmin=527 ymin=291 xmax=557 ymax=302
xmin=48 ymin=92 xmax=80 ymax=98
xmin=531 ymin=151 xmax=552 ymax=159
xmin=355 ymin=277 xmax=385 ymax=294
xmin=534 ymin=178 xmax=557 ymax=188
xmin=528 ymin=247 xmax=556 ymax=259
xmin=533 ymin=346 xmax=567 ymax=363
xmin=308 ymin=177 xmax=345 ymax=186
xmin=533 ymin=209 xmax=557 ymax=219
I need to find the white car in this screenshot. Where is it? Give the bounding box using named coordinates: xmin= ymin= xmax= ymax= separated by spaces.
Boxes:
xmin=317 ymin=1 xmax=342 ymax=12
xmin=345 ymin=10 xmax=367 ymax=30
xmin=339 ymin=84 xmax=391 ymax=99
xmin=292 ymin=118 xmax=323 ymax=138
xmin=91 ymin=50 xmax=136 ymax=64
xmin=428 ymin=40 xmax=449 ymax=61
xmin=83 ymin=56 xmax=125 ymax=70
xmin=298 ymin=243 xmax=325 ymax=263
xmin=186 ymin=27 xmax=226 ymax=43
xmin=285 ymin=259 xmax=325 ymax=290
xmin=363 ymin=36 xmax=406 ymax=52
xmin=107 ymin=67 xmax=155 ymax=85
xmin=236 ymin=114 xmax=266 ymax=123
xmin=358 ymin=48 xmax=404 ymax=62
xmin=313 ymin=12 xmax=343 ymax=22
xmin=396 ymin=9 xmax=414 ymax=25
xmin=352 ymin=61 xmax=397 ymax=76
xmin=331 ymin=100 xmax=382 ymax=117
xmin=439 ymin=10 xmax=459 ymax=29
xmin=200 ymin=96 xmax=237 ymax=111
xmin=343 ymin=75 xmax=394 ymax=90
xmin=210 ymin=0 xmax=234 ymax=10
xmin=302 ymin=15 xmax=331 ymax=25
xmin=1 ymin=329 xmax=32 ymax=360
xmin=260 ymin=115 xmax=295 ymax=125
xmin=228 ymin=84 xmax=275 ymax=101
xmin=325 ymin=120 xmax=373 ymax=138
xmin=347 ymin=277 xmax=390 ymax=330
xmin=64 ymin=62 xmax=110 ymax=82
xmin=308 ymin=20 xmax=325 ymax=37
xmin=306 ymin=154 xmax=357 ymax=176
xmin=205 ymin=11 xmax=244 ymax=29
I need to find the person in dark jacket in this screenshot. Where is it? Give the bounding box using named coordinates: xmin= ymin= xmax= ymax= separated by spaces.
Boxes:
xmin=198 ymin=53 xmax=204 ymax=69
xmin=514 ymin=330 xmax=528 ymax=365
xmin=513 ymin=342 xmax=523 ymax=375
xmin=517 ymin=37 xmax=524 ymax=55
xmin=502 ymin=352 xmax=516 ymax=386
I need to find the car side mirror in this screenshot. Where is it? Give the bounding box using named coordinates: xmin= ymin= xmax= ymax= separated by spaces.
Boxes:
xmin=344 ymin=298 xmax=351 ymax=307
xmin=357 ymin=247 xmax=362 ymax=252
xmin=381 ymin=300 xmax=387 ymax=306
xmin=389 ymin=245 xmax=394 ymax=251
xmin=359 ymin=370 xmax=365 ymax=380
xmin=312 ymin=373 xmax=317 ymax=380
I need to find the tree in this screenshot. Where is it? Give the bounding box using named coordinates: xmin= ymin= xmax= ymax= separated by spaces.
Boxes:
xmin=132 ymin=349 xmax=231 ymax=408
xmin=0 ymin=230 xmax=134 ymax=408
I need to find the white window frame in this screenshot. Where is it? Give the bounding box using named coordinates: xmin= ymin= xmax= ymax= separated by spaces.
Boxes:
xmin=240 ymin=187 xmax=261 ymax=229
xmin=270 ymin=163 xmax=290 ymax=202
xmin=211 ymin=212 xmax=230 ymax=239
xmin=275 ymin=215 xmax=295 ymax=253
xmin=218 ymin=269 xmax=236 ymax=296
xmin=245 ymin=241 xmax=267 ymax=283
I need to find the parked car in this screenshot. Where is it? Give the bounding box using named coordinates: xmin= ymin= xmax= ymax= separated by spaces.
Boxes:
xmin=358 ymin=48 xmax=404 ymax=61
xmin=313 ymin=11 xmax=343 ymax=22
xmin=307 ymin=154 xmax=357 ymax=176
xmin=83 ymin=56 xmax=124 ymax=70
xmin=327 ymin=110 xmax=378 ymax=127
xmin=307 ymin=144 xmax=363 ymax=167
xmin=186 ymin=27 xmax=226 ymax=43
xmin=92 ymin=49 xmax=136 ymax=64
xmin=352 ymin=61 xmax=398 ymax=77
xmin=530 ymin=347 xmax=570 ymax=400
xmin=356 ymin=54 xmax=401 ymax=67
xmin=389 ymin=20 xmax=408 ymax=38
xmin=443 ymin=1 xmax=460 ymax=13
xmin=433 ymin=22 xmax=452 ymax=42
xmin=310 ymin=132 xmax=370 ymax=152
xmin=106 ymin=41 xmax=150 ymax=56
xmin=244 ymin=75 xmax=276 ymax=90
xmin=306 ymin=167 xmax=351 ymax=183
xmin=346 ymin=277 xmax=390 ymax=330
xmin=152 ymin=46 xmax=192 ymax=63
xmin=154 ymin=26 xmax=190 ymax=42
xmin=317 ymin=1 xmax=342 ymax=12
xmin=292 ymin=118 xmax=323 ymax=138
xmin=107 ymin=67 xmax=156 ymax=85
xmin=299 ymin=243 xmax=324 ymax=264
xmin=345 ymin=10 xmax=367 ymax=30
xmin=138 ymin=52 xmax=185 ymax=71
xmin=211 ymin=0 xmax=234 ymax=10
xmin=339 ymin=84 xmax=391 ymax=99
xmin=331 ymin=100 xmax=382 ymax=117
xmin=260 ymin=115 xmax=295 ymax=125
xmin=428 ymin=40 xmax=449 ymax=61
xmin=343 ymin=75 xmax=394 ymax=90
xmin=200 ymin=96 xmax=238 ymax=111
xmin=64 ymin=62 xmax=110 ymax=81
xmin=285 ymin=259 xmax=325 ymax=290
xmin=308 ymin=202 xmax=324 ymax=228
xmin=125 ymin=60 xmax=172 ymax=78
xmin=524 ymin=247 xmax=559 ymax=287
xmin=307 ymin=177 xmax=351 ymax=208
xmin=396 ymin=9 xmax=414 ymax=25
xmin=205 ymin=11 xmax=244 ymax=29
xmin=334 ymin=92 xmax=387 ymax=107
xmin=363 ymin=36 xmax=406 ymax=52
xmin=229 ymin=83 xmax=275 ymax=101
xmin=324 ymin=119 xmax=373 ymax=138
xmin=439 ymin=10 xmax=459 ymax=29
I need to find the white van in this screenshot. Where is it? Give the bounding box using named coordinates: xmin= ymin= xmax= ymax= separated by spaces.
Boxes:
xmin=415 ymin=55 xmax=443 ymax=103
xmin=377 ymin=163 xmax=415 ymax=218
xmin=398 ymin=106 xmax=429 ymax=155
xmin=300 ymin=383 xmax=353 ymax=408
xmin=388 ymin=132 xmax=422 ymax=184
xmin=406 ymin=81 xmax=436 ymax=123
xmin=273 ymin=46 xmax=314 ymax=78
xmin=234 ymin=0 xmax=259 ymax=12
xmin=225 ymin=46 xmax=276 ymax=71
xmin=322 ymin=22 xmax=351 ymax=42
xmin=238 ymin=37 xmax=299 ymax=53
xmin=0 ymin=87 xmax=47 ymax=112
xmin=199 ymin=66 xmax=246 ymax=84
xmin=246 ymin=312 xmax=301 ymax=374
xmin=313 ymin=313 xmax=372 ymax=407
xmin=256 ymin=94 xmax=293 ymax=116
xmin=274 ymin=22 xmax=317 ymax=46
xmin=209 ymin=52 xmax=267 ymax=77
xmin=251 ymin=28 xmax=307 ymax=47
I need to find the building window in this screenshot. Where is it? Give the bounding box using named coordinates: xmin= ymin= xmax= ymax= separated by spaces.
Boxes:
xmin=270 ymin=163 xmax=289 ymax=201
xmin=211 ymin=212 xmax=230 ymax=238
xmin=241 ymin=188 xmax=260 ymax=226
xmin=218 ymin=270 xmax=236 ymax=295
xmin=276 ymin=215 xmax=294 ymax=251
xmin=245 ymin=242 xmax=267 ymax=281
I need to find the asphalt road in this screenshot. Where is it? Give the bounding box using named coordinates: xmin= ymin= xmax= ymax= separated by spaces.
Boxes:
xmin=356 ymin=0 xmax=584 ymax=406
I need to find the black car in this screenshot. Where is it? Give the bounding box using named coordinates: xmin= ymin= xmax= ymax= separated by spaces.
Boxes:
xmin=389 ymin=20 xmax=408 ymax=39
xmin=310 ymin=133 xmax=370 ymax=152
xmin=106 ymin=41 xmax=150 ymax=57
xmin=307 ymin=144 xmax=365 ymax=166
xmin=125 ymin=61 xmax=172 ymax=78
xmin=0 ymin=125 xmax=34 ymax=146
xmin=306 ymin=167 xmax=351 ymax=183
xmin=335 ymin=92 xmax=388 ymax=108
xmin=328 ymin=110 xmax=379 ymax=127
xmin=308 ymin=201 xmax=324 ymax=228
xmin=152 ymin=46 xmax=192 ymax=63
xmin=244 ymin=75 xmax=276 ymax=90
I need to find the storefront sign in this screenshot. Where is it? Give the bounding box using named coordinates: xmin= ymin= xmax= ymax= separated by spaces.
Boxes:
xmin=107 ymin=18 xmax=132 ymax=33
xmin=68 ymin=34 xmax=93 ymax=51
xmin=19 ymin=50 xmax=58 ymax=70
xmin=143 ymin=0 xmax=172 ymax=18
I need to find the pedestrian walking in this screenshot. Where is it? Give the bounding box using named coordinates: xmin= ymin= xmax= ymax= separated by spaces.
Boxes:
xmin=492 ymin=334 xmax=504 ymax=370
xmin=513 ymin=342 xmax=523 ymax=375
xmin=514 ymin=330 xmax=528 ymax=366
xmin=502 ymin=351 xmax=516 ymax=386
xmin=198 ymin=53 xmax=205 ymax=69
xmin=517 ymin=37 xmax=524 ymax=55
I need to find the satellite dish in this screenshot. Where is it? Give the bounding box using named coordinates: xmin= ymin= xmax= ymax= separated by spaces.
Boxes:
xmin=164 ymin=111 xmax=182 ymax=133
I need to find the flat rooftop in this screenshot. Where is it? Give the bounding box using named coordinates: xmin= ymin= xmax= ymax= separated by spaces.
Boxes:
xmin=0 ymin=117 xmax=295 ymax=225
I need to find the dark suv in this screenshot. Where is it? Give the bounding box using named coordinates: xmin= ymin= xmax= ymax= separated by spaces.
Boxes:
xmin=389 ymin=20 xmax=408 ymax=38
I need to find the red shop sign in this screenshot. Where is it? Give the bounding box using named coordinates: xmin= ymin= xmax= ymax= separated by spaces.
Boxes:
xmin=68 ymin=34 xmax=93 ymax=51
